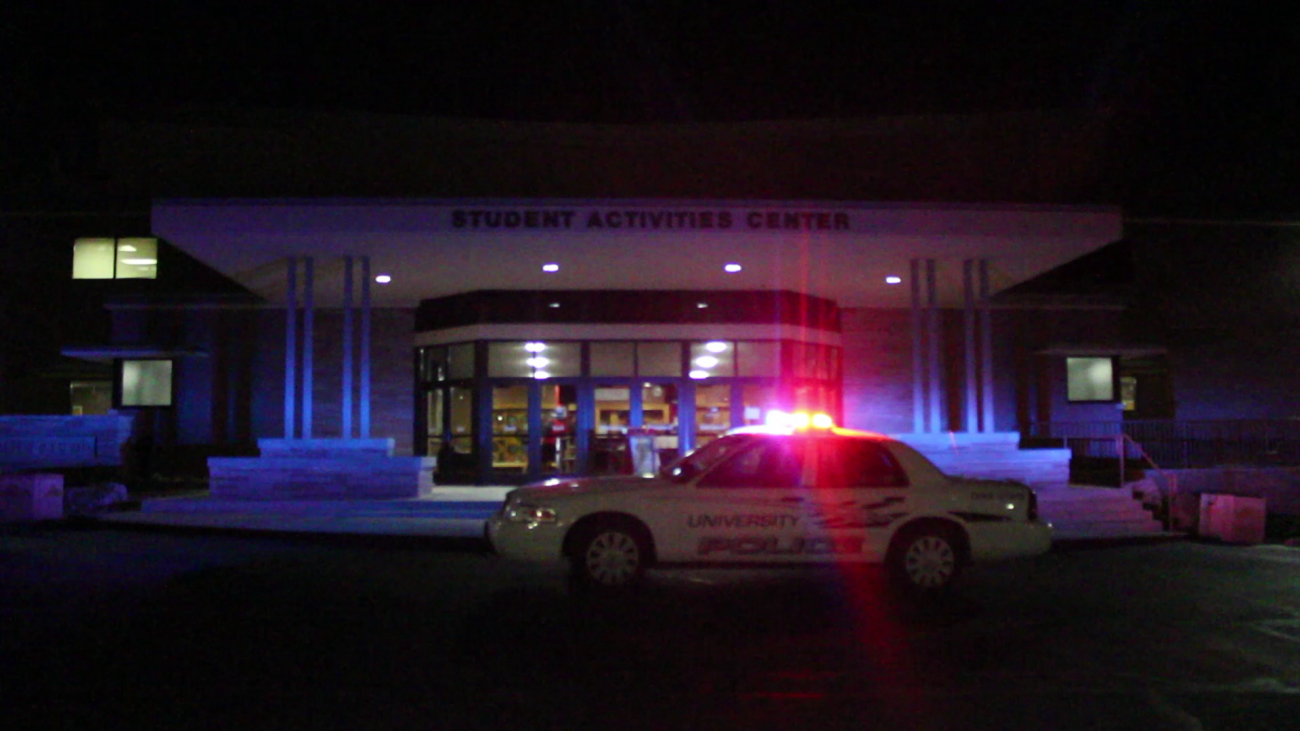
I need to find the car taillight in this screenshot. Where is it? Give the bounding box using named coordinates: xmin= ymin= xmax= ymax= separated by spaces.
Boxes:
xmin=1027 ymin=489 xmax=1039 ymax=520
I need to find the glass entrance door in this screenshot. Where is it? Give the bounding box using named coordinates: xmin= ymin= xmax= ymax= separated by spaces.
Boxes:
xmin=637 ymin=381 xmax=680 ymax=474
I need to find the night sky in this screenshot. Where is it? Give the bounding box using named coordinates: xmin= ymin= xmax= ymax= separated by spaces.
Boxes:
xmin=4 ymin=1 xmax=1298 ymax=216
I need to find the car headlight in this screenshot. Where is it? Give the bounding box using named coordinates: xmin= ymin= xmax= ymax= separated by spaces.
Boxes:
xmin=502 ymin=501 xmax=559 ymax=524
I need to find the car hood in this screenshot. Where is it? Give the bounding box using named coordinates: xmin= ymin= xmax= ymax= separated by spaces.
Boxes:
xmin=508 ymin=475 xmax=670 ymax=502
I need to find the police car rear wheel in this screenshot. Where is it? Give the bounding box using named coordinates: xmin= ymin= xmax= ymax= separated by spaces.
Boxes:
xmin=890 ymin=527 xmax=962 ymax=593
xmin=574 ymin=523 xmax=647 ymax=589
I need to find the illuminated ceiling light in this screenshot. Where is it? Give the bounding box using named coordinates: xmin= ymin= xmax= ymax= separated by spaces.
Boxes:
xmin=689 ymin=370 xmax=709 ymax=380
xmin=885 ymin=275 xmax=902 ymax=285
xmin=120 ymin=258 xmax=157 ymax=265
xmin=526 ymin=357 xmax=549 ymax=368
xmin=697 ymin=302 xmax=708 ymax=309
xmin=533 ymin=370 xmax=551 ymax=380
xmin=118 ymin=244 xmax=137 ymax=252
xmin=375 ymin=274 xmax=392 ymax=284
xmin=694 ymin=356 xmax=719 ymax=369
xmin=548 ymin=302 xmax=561 ymax=308
xmin=524 ymin=342 xmax=547 ymax=352
xmin=705 ymin=341 xmax=728 ymax=353
xmin=724 ymin=263 xmax=742 ymax=273
xmin=542 ymin=263 xmax=560 ymax=273
xmin=811 ymin=413 xmax=834 ymax=429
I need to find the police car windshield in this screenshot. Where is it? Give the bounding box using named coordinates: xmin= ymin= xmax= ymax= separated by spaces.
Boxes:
xmin=661 ymin=434 xmax=757 ymax=483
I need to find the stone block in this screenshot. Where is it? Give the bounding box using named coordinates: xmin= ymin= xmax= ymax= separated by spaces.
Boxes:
xmin=257 ymin=438 xmax=396 ymax=459
xmin=1199 ymin=494 xmax=1266 ymax=544
xmin=0 ymin=473 xmax=65 ymax=521
xmin=208 ymin=455 xmax=435 ymax=500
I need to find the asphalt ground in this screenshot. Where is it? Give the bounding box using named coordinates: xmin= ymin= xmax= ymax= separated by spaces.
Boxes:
xmin=3 ymin=521 xmax=1300 ymax=730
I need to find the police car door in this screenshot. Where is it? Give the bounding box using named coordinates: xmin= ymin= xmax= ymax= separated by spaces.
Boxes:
xmin=680 ymin=436 xmax=811 ymax=563
xmin=803 ymin=437 xmax=912 ymax=563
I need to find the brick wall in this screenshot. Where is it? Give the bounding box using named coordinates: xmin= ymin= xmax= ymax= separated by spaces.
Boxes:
xmin=840 ymin=308 xmax=914 ymax=433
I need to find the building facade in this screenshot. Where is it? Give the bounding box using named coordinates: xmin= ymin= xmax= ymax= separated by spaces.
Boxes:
xmin=51 ymin=198 xmax=1121 ymax=484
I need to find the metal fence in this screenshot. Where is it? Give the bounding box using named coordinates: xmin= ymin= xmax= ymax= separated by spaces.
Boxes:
xmin=1027 ymin=419 xmax=1300 ymax=469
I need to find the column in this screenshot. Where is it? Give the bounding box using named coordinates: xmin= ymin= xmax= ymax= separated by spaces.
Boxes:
xmin=284 ymin=257 xmax=297 ymax=439
xmin=360 ymin=256 xmax=372 ymax=438
xmin=302 ymin=257 xmax=315 ymax=439
xmin=910 ymin=259 xmax=925 ymax=433
xmin=979 ymin=259 xmax=995 ymax=433
xmin=963 ymin=260 xmax=979 ymax=433
xmin=926 ymin=259 xmax=941 ymax=433
xmin=342 ymin=255 xmax=354 ymax=439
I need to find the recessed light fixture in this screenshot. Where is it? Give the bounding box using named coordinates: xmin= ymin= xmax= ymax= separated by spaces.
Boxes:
xmin=885 ymin=275 xmax=902 ymax=285
xmin=697 ymin=302 xmax=709 ymax=309
xmin=118 ymin=244 xmax=137 ymax=252
xmin=533 ymin=371 xmax=551 ymax=380
xmin=542 ymin=263 xmax=560 ymax=272
xmin=548 ymin=302 xmax=561 ymax=309
xmin=375 ymin=274 xmax=393 ymax=284
xmin=694 ymin=356 xmax=719 ymax=369
xmin=689 ymin=370 xmax=709 ymax=380
xmin=705 ymin=341 xmax=728 ymax=353
xmin=526 ymin=357 xmax=549 ymax=368
xmin=724 ymin=263 xmax=742 ymax=273
xmin=524 ymin=342 xmax=547 ymax=352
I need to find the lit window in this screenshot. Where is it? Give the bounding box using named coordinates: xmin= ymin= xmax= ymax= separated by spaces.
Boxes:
xmin=115 ymin=238 xmax=158 ymax=279
xmin=690 ymin=341 xmax=735 ymax=377
xmin=119 ymin=359 xmax=173 ymax=407
xmin=1066 ymin=357 xmax=1115 ymax=402
xmin=488 ymin=342 xmax=579 ymax=378
xmin=73 ymin=237 xmax=159 ymax=280
xmin=72 ymin=239 xmax=115 ymax=278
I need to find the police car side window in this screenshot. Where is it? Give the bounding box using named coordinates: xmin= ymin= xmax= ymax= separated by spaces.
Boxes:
xmin=818 ymin=441 xmax=909 ymax=488
xmin=698 ymin=439 xmax=805 ymax=489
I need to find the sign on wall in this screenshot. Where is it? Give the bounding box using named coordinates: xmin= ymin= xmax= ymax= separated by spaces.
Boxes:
xmin=450 ymin=207 xmax=855 ymax=233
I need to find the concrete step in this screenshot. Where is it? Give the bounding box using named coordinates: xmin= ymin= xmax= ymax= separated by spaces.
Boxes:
xmin=1034 ymin=485 xmax=1167 ymax=539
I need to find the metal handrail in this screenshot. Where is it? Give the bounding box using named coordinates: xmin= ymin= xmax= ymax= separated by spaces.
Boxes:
xmin=1117 ymin=433 xmax=1178 ymax=531
xmin=1028 ymin=419 xmax=1300 ymax=469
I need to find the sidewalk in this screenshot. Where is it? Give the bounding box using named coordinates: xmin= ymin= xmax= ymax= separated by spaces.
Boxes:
xmin=90 ymin=486 xmax=1188 ymax=545
xmin=93 ymin=487 xmax=512 ymax=539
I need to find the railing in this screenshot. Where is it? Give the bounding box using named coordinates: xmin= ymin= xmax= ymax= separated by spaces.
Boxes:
xmin=1117 ymin=433 xmax=1178 ymax=531
xmin=1027 ymin=419 xmax=1300 ymax=469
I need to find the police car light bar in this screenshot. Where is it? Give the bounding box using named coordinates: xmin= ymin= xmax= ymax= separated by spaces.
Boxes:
xmin=764 ymin=410 xmax=834 ymax=431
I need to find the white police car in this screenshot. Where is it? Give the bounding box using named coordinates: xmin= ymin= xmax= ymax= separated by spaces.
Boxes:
xmin=486 ymin=415 xmax=1052 ymax=593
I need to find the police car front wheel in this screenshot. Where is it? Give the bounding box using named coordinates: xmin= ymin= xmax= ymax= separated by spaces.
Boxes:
xmin=570 ymin=520 xmax=650 ymax=589
xmin=889 ymin=525 xmax=965 ymax=593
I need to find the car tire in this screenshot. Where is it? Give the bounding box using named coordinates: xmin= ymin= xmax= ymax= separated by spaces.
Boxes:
xmin=570 ymin=519 xmax=650 ymax=590
xmin=888 ymin=524 xmax=964 ymax=595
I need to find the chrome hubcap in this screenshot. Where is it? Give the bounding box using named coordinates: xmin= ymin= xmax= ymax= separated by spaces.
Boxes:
xmin=585 ymin=531 xmax=640 ymax=586
xmin=903 ymin=535 xmax=956 ymax=587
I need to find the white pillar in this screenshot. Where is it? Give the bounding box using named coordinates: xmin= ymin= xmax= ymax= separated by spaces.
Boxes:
xmin=342 ymin=256 xmax=354 ymax=439
xmin=302 ymin=257 xmax=315 ymax=439
xmin=963 ymin=260 xmax=979 ymax=433
xmin=360 ymin=256 xmax=372 ymax=438
xmin=926 ymin=259 xmax=941 ymax=433
xmin=284 ymin=257 xmax=297 ymax=439
xmin=910 ymin=258 xmax=925 ymax=433
xmin=979 ymin=259 xmax=995 ymax=433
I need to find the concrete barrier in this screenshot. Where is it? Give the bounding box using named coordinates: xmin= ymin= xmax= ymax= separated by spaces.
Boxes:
xmin=208 ymin=438 xmax=435 ymax=500
xmin=0 ymin=473 xmax=65 ymax=521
